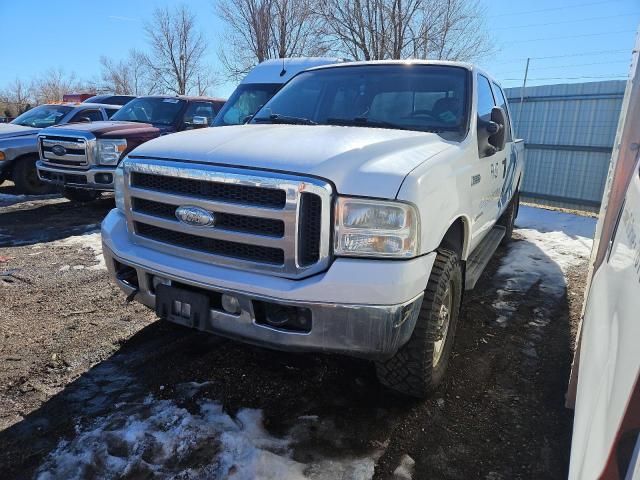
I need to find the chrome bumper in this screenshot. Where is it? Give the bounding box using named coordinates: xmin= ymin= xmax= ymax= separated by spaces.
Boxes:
xmin=36 ymin=161 xmax=115 ymax=190
xmin=103 ymin=243 xmax=424 ymax=360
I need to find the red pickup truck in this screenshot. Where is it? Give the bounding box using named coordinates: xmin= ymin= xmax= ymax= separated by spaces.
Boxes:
xmin=36 ymin=95 xmax=225 ymax=201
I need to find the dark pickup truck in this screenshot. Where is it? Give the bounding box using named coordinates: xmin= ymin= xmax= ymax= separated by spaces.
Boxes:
xmin=36 ymin=95 xmax=225 ymax=201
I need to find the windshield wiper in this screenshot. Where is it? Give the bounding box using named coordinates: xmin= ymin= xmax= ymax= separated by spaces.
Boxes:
xmin=326 ymin=117 xmax=457 ymax=134
xmin=253 ymin=114 xmax=317 ymax=125
xmin=326 ymin=117 xmax=413 ymax=131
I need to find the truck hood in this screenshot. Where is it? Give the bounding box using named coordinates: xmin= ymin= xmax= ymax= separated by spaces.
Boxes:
xmin=43 ymin=121 xmax=161 ymax=138
xmin=130 ymin=125 xmax=454 ymax=198
xmin=0 ymin=123 xmax=38 ymax=139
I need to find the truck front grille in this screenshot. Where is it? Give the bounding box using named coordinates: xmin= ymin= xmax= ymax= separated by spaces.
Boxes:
xmin=132 ymin=198 xmax=285 ymax=237
xmin=131 ymin=172 xmax=286 ymax=208
xmin=39 ymin=135 xmax=89 ymax=169
xmin=123 ymin=159 xmax=332 ymax=279
xmin=135 ymin=222 xmax=285 ymax=265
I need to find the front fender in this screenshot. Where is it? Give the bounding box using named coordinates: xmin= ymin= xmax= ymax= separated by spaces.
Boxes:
xmin=396 ymin=144 xmax=474 ymax=258
xmin=0 ymin=135 xmax=38 ymax=162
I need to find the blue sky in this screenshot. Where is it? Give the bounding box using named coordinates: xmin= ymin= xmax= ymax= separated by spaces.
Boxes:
xmin=0 ymin=0 xmax=637 ymax=97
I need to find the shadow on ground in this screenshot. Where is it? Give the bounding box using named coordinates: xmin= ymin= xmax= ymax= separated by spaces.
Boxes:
xmin=0 ymin=208 xmax=581 ymax=479
xmin=0 ymin=195 xmax=114 ymax=247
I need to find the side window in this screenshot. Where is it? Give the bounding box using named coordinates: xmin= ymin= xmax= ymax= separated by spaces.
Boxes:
xmin=105 ymin=108 xmax=119 ymax=119
xmin=492 ymin=83 xmax=513 ymax=142
xmin=477 ymin=75 xmax=496 ymax=122
xmin=183 ymin=102 xmax=215 ymax=128
xmin=70 ymin=109 xmax=102 ymax=123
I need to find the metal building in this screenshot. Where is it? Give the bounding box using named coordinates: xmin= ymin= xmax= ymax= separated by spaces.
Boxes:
xmin=505 ymin=80 xmax=626 ymax=211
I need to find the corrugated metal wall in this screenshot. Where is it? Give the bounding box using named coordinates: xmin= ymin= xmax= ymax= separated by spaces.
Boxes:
xmin=505 ymin=80 xmax=625 ymax=211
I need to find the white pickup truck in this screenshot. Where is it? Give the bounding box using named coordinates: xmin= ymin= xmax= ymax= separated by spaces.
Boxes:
xmin=102 ymin=61 xmax=524 ymax=397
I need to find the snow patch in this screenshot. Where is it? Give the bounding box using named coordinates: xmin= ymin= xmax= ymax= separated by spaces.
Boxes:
xmin=0 ymin=192 xmax=59 ymax=207
xmin=51 ymin=231 xmax=105 ymax=270
xmin=36 ymin=393 xmax=382 ymax=480
xmin=492 ymin=206 xmax=596 ymax=327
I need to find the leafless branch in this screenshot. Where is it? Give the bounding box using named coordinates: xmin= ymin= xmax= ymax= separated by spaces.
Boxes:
xmin=216 ymin=0 xmax=327 ymax=81
xmin=144 ymin=4 xmax=210 ymax=95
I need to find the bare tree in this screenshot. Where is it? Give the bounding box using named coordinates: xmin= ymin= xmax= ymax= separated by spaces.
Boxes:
xmin=31 ymin=68 xmax=84 ymax=104
xmin=414 ymin=0 xmax=493 ymax=61
xmin=144 ymin=5 xmax=211 ymax=95
xmin=316 ymin=0 xmax=492 ymax=61
xmin=0 ymin=78 xmax=33 ymax=116
xmin=316 ymin=0 xmax=422 ymax=60
xmin=216 ymin=0 xmax=326 ymax=80
xmin=99 ymin=50 xmax=159 ymax=95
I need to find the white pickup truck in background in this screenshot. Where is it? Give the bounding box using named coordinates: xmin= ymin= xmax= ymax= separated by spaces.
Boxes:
xmin=102 ymin=60 xmax=523 ymax=397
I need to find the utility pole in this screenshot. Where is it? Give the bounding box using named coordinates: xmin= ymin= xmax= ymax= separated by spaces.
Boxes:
xmin=517 ymin=57 xmax=530 ymax=136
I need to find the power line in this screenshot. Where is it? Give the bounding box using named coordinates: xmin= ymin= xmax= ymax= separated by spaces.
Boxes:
xmin=490 ymin=49 xmax=631 ymax=66
xmin=491 ymin=0 xmax=621 ymax=18
xmin=493 ymin=60 xmax=631 ymax=76
xmin=503 ymin=74 xmax=627 ymax=81
xmin=531 ymin=49 xmax=632 ymax=60
xmin=494 ymin=12 xmax=639 ymax=30
xmin=510 ymin=30 xmax=636 ymax=44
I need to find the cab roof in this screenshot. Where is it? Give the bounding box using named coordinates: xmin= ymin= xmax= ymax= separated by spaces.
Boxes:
xmin=307 ymin=59 xmax=474 ymax=71
xmin=137 ymin=95 xmax=226 ymax=103
xmin=241 ymin=57 xmax=345 ymax=84
xmin=42 ymin=102 xmax=121 ymax=109
xmin=305 ymin=59 xmax=501 ymax=86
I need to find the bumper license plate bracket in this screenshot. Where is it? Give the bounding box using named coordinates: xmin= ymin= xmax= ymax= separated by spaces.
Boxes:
xmin=155 ymin=284 xmax=210 ymax=329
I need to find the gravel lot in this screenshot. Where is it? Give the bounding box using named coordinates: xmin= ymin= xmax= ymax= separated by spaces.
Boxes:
xmin=0 ymin=183 xmax=595 ymax=480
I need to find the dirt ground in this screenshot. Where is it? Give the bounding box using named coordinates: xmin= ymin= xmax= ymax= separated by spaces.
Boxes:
xmin=0 ymin=184 xmax=590 ymax=479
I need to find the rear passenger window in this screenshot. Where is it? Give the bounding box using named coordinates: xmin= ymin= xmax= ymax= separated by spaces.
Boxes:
xmin=105 ymin=108 xmax=119 ymax=119
xmin=492 ymin=83 xmax=513 ymax=141
xmin=477 ymin=75 xmax=495 ymax=122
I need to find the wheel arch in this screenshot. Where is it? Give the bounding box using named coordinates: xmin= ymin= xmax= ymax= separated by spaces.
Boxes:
xmin=3 ymin=152 xmax=34 ymax=178
xmin=439 ymin=215 xmax=471 ymax=261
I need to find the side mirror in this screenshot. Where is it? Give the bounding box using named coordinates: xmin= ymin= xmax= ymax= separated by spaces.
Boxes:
xmin=489 ymin=106 xmax=507 ymax=152
xmin=477 ymin=106 xmax=507 ymax=157
xmin=76 ymin=116 xmax=92 ymax=123
xmin=192 ymin=116 xmax=209 ymax=128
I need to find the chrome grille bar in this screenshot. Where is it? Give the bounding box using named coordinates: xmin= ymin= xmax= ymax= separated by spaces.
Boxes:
xmin=38 ymin=133 xmax=93 ymax=169
xmin=127 ymin=186 xmax=291 ymax=220
xmin=123 ymin=158 xmax=333 ymax=279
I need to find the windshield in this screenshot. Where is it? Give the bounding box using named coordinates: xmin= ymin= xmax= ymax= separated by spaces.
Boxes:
xmin=110 ymin=97 xmax=186 ymax=126
xmin=11 ymin=105 xmax=73 ymax=128
xmin=251 ymin=65 xmax=470 ymax=139
xmin=213 ymin=83 xmax=280 ymax=126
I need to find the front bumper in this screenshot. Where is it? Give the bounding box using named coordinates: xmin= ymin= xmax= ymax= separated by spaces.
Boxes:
xmin=36 ymin=161 xmax=115 ymax=190
xmin=102 ymin=209 xmax=436 ymax=360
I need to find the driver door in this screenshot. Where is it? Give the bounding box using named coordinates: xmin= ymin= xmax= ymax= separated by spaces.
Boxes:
xmin=470 ymin=74 xmax=504 ymax=250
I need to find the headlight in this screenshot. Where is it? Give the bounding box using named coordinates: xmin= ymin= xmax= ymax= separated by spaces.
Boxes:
xmin=334 ymin=197 xmax=419 ymax=258
xmin=96 ymin=139 xmax=127 ymax=165
xmin=114 ymin=162 xmax=126 ymax=212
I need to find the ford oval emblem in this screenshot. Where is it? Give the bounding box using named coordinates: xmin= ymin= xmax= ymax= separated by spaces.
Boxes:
xmin=51 ymin=145 xmax=67 ymax=156
xmin=175 ymin=205 xmax=216 ymax=227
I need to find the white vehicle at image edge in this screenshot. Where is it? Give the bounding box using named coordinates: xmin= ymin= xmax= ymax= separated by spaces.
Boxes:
xmin=101 ymin=60 xmax=524 ymax=397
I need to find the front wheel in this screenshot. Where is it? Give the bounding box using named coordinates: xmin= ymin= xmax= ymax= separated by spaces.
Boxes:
xmin=376 ymin=249 xmax=463 ymax=398
xmin=12 ymin=157 xmax=55 ymax=195
xmin=63 ymin=188 xmax=101 ymax=203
